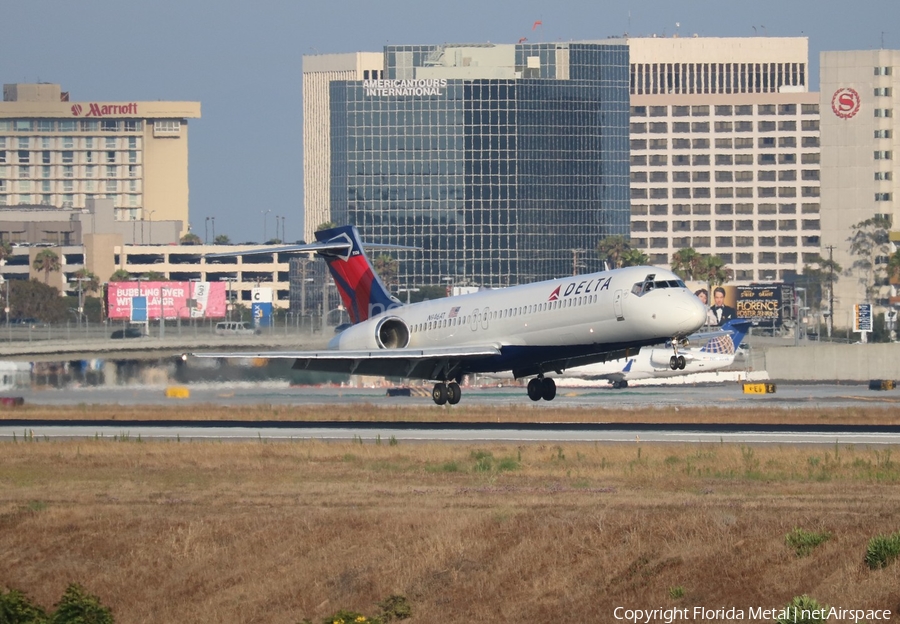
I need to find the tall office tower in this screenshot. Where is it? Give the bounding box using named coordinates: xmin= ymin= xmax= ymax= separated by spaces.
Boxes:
xmin=626 ymin=37 xmax=820 ymax=283
xmin=327 ymin=42 xmax=630 ymax=287
xmin=303 ymin=52 xmax=385 ymax=245
xmin=0 ymin=83 xmax=199 ymax=226
xmin=820 ymin=50 xmax=900 ymax=323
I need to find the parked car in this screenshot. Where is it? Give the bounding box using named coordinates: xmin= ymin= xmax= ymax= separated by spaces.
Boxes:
xmin=110 ymin=328 xmax=143 ymax=339
xmin=214 ymin=321 xmax=261 ymax=336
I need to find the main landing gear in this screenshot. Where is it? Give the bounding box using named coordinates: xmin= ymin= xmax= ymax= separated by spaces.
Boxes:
xmin=527 ymin=376 xmax=557 ymax=402
xmin=611 ymin=380 xmax=629 ymax=389
xmin=432 ymin=381 xmax=461 ymax=405
xmin=668 ymin=351 xmax=686 ymax=370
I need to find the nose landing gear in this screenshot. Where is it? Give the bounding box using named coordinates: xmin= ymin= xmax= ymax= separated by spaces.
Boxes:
xmin=527 ymin=376 xmax=557 ymax=402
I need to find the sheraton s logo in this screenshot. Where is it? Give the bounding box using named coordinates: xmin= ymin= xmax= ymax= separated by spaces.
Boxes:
xmin=70 ymin=102 xmax=139 ymax=117
xmin=832 ymin=87 xmax=861 ymax=119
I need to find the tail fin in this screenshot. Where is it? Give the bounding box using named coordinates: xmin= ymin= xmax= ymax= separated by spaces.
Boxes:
xmin=314 ymin=226 xmax=401 ymax=323
xmin=700 ymin=319 xmax=751 ymax=354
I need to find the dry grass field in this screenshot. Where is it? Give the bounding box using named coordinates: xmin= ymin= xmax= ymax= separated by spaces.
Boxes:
xmin=1 ymin=427 xmax=899 ymax=623
xmin=3 ymin=401 xmax=900 ymax=425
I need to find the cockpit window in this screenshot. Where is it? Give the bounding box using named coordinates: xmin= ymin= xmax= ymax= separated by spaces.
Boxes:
xmin=631 ymin=275 xmax=687 ymax=296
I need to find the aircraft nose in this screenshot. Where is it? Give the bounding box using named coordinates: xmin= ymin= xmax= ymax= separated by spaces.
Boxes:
xmin=669 ymin=294 xmax=708 ymax=335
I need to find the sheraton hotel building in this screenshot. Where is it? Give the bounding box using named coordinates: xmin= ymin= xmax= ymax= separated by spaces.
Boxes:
xmin=305 ymin=42 xmax=631 ymax=287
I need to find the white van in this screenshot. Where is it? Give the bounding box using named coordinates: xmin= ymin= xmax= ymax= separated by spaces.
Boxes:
xmin=214 ymin=321 xmax=261 ymax=336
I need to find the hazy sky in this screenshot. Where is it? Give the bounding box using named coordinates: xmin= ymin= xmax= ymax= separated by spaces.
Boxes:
xmin=2 ymin=0 xmax=897 ymax=242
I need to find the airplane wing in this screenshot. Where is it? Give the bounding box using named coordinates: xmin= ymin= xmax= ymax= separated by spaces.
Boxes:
xmin=191 ymin=345 xmax=501 ymax=379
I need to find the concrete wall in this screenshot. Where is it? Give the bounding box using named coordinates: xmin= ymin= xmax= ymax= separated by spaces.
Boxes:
xmin=760 ymin=343 xmax=900 ymax=381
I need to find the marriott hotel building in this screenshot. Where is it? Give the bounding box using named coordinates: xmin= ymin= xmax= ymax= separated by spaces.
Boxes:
xmin=0 ymin=83 xmax=200 ymax=227
xmin=308 ymin=42 xmax=631 ymax=287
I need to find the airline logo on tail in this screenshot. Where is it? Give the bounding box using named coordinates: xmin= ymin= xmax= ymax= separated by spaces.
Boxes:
xmin=315 ymin=226 xmax=400 ymax=324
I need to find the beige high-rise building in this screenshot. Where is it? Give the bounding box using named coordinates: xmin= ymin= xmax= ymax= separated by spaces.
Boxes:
xmin=820 ymin=49 xmax=900 ymax=325
xmin=302 ymin=52 xmax=384 ymax=244
xmin=0 ymin=83 xmax=200 ymax=227
xmin=626 ymin=37 xmax=820 ymax=284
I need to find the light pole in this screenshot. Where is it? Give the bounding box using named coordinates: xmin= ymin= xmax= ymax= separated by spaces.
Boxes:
xmin=794 ymin=287 xmax=806 ymax=346
xmin=0 ymin=276 xmax=8 ymax=340
xmin=261 ymin=209 xmax=271 ymax=242
xmin=205 ymin=217 xmax=210 ymax=244
xmin=70 ymin=276 xmax=91 ymax=330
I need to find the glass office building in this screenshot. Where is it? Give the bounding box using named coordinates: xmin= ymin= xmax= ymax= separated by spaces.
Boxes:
xmin=329 ymin=42 xmax=630 ymax=288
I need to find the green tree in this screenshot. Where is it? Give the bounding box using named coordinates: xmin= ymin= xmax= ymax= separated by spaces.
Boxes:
xmin=50 ymin=583 xmax=113 ymax=624
xmin=0 ymin=587 xmax=48 ymax=623
xmin=596 ymin=235 xmax=631 ymax=269
xmin=847 ymin=215 xmax=892 ymax=301
xmin=71 ymin=268 xmax=100 ymax=295
xmin=109 ymin=269 xmax=132 ymax=282
xmin=801 ymin=254 xmax=843 ymax=312
xmin=142 ymin=271 xmax=168 ymax=281
xmin=180 ymin=232 xmax=202 ymax=245
xmin=9 ymin=279 xmax=68 ymax=323
xmin=670 ymin=248 xmax=703 ymax=281
xmin=0 ymin=241 xmax=12 ymax=266
xmin=696 ymin=255 xmax=732 ymax=287
xmin=619 ymin=248 xmax=650 ymax=267
xmin=32 ymin=249 xmax=60 ymax=285
xmin=213 ymin=234 xmax=231 ymax=245
xmin=316 ymin=221 xmax=338 ymax=232
xmin=887 ymin=248 xmax=900 ymax=284
xmin=374 ymin=254 xmax=399 ymax=289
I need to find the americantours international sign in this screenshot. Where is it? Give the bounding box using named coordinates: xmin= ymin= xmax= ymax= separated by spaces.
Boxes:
xmin=70 ymin=102 xmax=139 ymax=117
xmin=364 ymin=79 xmax=447 ymax=97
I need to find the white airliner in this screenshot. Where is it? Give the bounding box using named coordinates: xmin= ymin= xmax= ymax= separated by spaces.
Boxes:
xmin=192 ymin=225 xmax=707 ymax=404
xmin=560 ymin=319 xmax=751 ymax=389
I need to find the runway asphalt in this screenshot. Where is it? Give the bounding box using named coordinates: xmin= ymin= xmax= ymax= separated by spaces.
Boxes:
xmin=5 ymin=380 xmax=900 ymax=409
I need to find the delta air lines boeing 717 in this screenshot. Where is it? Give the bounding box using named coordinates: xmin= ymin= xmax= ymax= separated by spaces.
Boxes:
xmin=192 ymin=225 xmax=707 ymax=405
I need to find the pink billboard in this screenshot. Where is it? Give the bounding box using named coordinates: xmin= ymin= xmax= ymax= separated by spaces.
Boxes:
xmin=107 ymin=282 xmax=227 ymax=320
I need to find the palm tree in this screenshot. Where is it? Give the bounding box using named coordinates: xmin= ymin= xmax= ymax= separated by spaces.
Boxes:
xmin=620 ymin=248 xmax=649 ymax=267
xmin=697 ymin=255 xmax=732 ymax=287
xmin=32 ymin=249 xmax=60 ymax=285
xmin=109 ymin=269 xmax=132 ymax=282
xmin=670 ymin=248 xmax=702 ymax=281
xmin=596 ymin=235 xmax=631 ymax=269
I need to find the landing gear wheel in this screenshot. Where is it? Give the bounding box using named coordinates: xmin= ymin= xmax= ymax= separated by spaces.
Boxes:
xmin=432 ymin=383 xmax=448 ymax=405
xmin=620 ymin=380 xmax=628 ymax=388
xmin=447 ymin=382 xmax=461 ymax=405
xmin=669 ymin=355 xmax=678 ymax=370
xmin=527 ymin=378 xmax=543 ymax=401
xmin=676 ymin=355 xmax=686 ymax=370
xmin=541 ymin=377 xmax=557 ymax=401
xmin=611 ymin=380 xmax=622 ymax=389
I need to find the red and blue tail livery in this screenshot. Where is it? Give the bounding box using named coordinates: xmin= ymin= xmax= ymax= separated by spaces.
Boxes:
xmin=314 ymin=226 xmax=402 ymax=323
